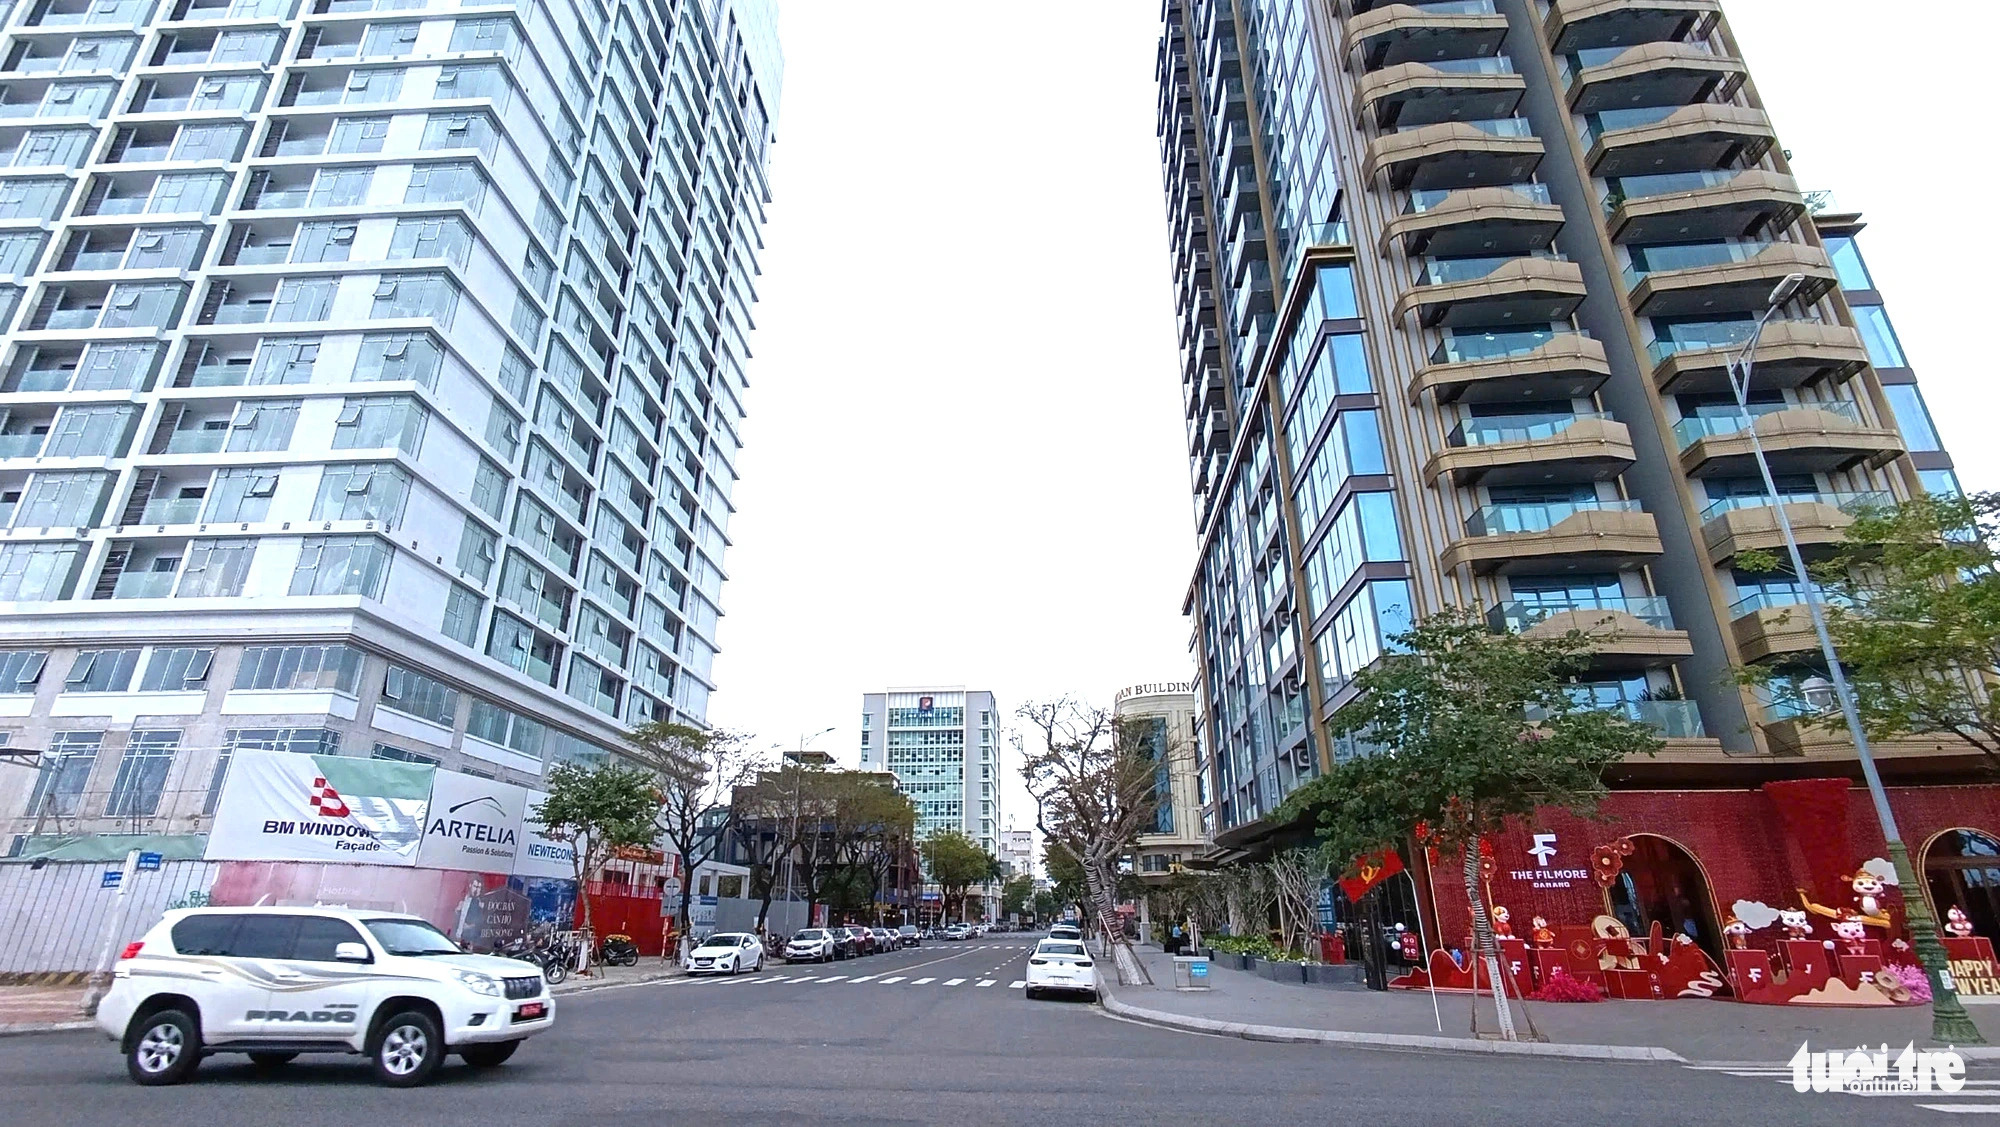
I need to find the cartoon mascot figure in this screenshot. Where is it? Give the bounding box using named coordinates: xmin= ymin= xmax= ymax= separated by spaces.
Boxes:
xmin=1846 ymin=870 xmax=1888 ymax=920
xmin=1778 ymin=907 xmax=1813 ymax=942
xmin=1946 ymin=905 xmax=1977 ymax=939
xmin=1723 ymin=914 xmax=1752 ymax=950
xmin=1529 ymin=915 xmax=1555 ymax=948
xmin=1491 ymin=905 xmax=1513 ymax=939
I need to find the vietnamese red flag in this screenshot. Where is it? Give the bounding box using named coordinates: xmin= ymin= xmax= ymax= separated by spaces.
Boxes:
xmin=1339 ymin=850 xmax=1406 ymax=902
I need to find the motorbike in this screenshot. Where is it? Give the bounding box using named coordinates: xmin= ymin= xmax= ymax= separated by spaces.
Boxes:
xmin=599 ymin=933 xmax=640 ymax=966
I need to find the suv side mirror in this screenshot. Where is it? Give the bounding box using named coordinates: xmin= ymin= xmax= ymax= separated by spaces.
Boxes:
xmin=334 ymin=941 xmax=371 ymax=963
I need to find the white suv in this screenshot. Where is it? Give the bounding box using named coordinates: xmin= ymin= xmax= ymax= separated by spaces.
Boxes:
xmin=96 ymin=906 xmax=555 ymax=1087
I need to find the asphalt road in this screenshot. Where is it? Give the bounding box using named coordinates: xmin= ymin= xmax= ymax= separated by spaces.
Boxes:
xmin=4 ymin=934 xmax=1988 ymax=1125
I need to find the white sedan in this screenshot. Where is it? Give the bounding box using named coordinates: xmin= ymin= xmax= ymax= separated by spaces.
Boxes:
xmin=685 ymin=932 xmax=765 ymax=976
xmin=1024 ymin=938 xmax=1097 ymax=1000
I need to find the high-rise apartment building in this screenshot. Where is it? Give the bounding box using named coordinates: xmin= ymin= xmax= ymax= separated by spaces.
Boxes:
xmin=0 ymin=0 xmax=780 ymax=847
xmin=860 ymin=688 xmax=1001 ymax=857
xmin=1157 ymin=0 xmax=1965 ymax=858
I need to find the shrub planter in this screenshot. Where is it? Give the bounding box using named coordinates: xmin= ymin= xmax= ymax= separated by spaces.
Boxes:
xmin=1226 ymin=953 xmax=1251 ymax=971
xmin=1303 ymin=962 xmax=1364 ymax=987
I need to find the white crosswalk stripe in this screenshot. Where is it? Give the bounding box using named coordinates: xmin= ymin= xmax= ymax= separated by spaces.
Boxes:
xmin=789 ymin=976 xmax=819 ymax=983
xmin=1008 ymin=980 xmax=1026 ymax=988
xmin=879 ymin=976 xmax=906 ymax=984
xmin=977 ymin=980 xmax=995 ymax=987
xmin=944 ymin=978 xmax=965 ymax=986
xmin=850 ymin=975 xmax=877 ymax=983
xmin=911 ymin=977 xmax=935 ymax=985
xmin=819 ymin=975 xmax=847 ymax=983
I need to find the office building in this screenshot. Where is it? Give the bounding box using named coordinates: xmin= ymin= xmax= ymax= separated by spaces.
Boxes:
xmin=1112 ymin=680 xmax=1209 ymax=880
xmin=860 ymin=688 xmax=1001 ymax=858
xmin=0 ymin=0 xmax=781 ymax=851
xmin=1155 ymin=0 xmax=1989 ymax=944
xmin=998 ymin=826 xmax=1033 ymax=880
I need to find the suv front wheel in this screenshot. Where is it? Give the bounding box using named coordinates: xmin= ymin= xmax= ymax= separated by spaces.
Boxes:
xmin=372 ymin=1010 xmax=444 ymax=1087
xmin=126 ymin=1009 xmax=200 ymax=1086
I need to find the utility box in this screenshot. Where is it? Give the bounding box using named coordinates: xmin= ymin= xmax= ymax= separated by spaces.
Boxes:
xmin=1173 ymin=955 xmax=1211 ymax=991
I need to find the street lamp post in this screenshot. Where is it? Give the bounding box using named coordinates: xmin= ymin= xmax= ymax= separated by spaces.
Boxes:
xmin=1729 ymin=273 xmax=1982 ymax=1044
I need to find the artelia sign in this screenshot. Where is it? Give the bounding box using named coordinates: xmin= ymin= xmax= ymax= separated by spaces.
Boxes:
xmin=416 ymin=771 xmax=526 ymax=872
xmin=205 ymin=749 xmax=430 ymax=865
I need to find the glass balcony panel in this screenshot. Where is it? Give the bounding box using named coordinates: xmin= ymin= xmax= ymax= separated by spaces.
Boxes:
xmin=1489 ymin=593 xmax=1675 ymax=632
xmin=1699 ymin=489 xmax=1891 ymax=523
xmin=1407 ymin=182 xmax=1551 ymax=213
xmin=141 ymin=496 xmax=204 ymax=524
xmin=1672 ymin=400 xmax=1860 ymax=447
xmin=0 ymin=433 xmax=48 ymax=457
xmin=1466 ymin=497 xmax=1640 ymax=535
xmin=41 ymin=307 xmax=101 ymax=329
xmin=1421 ymin=253 xmax=1563 ymax=285
xmin=1432 ymin=327 xmax=1583 ymax=364
xmin=1450 ymin=410 xmax=1604 ymax=447
xmin=112 ymin=571 xmax=175 ymax=598
xmin=164 ymin=428 xmax=227 ymax=454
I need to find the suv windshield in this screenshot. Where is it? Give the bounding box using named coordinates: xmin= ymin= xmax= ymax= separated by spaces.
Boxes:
xmin=702 ymin=934 xmax=748 ymax=948
xmin=793 ymin=930 xmax=826 ymax=940
xmin=898 ymin=926 xmax=917 ymax=934
xmin=364 ymin=918 xmax=460 ymax=956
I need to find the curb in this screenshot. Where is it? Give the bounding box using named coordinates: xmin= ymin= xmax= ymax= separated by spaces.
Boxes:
xmin=0 ymin=1020 xmax=93 ymax=1038
xmin=551 ymin=970 xmax=686 ymax=997
xmin=1095 ymin=981 xmax=1686 ymax=1063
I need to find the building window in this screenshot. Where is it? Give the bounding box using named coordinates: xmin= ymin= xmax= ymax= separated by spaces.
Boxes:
xmin=234 ymin=644 xmax=363 ymax=693
xmin=1851 ymin=304 xmax=1906 ymax=369
xmin=290 ymin=535 xmax=393 ymax=598
xmin=1883 ymin=384 xmax=1942 ymax=453
xmin=64 ymin=648 xmax=141 ymax=693
xmin=381 ymin=664 xmax=459 ymax=727
xmin=0 ymin=651 xmax=49 ymax=694
xmin=441 ymin=583 xmax=482 ymax=646
xmin=27 ymin=731 xmax=102 ymax=817
xmin=372 ymin=742 xmax=439 ymax=766
xmin=105 ymin=729 xmax=179 ymax=817
xmin=137 ymin=647 xmax=213 ymax=692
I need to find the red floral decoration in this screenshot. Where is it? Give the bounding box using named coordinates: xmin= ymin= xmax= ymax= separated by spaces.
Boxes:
xmin=1592 ymin=838 xmax=1635 ymax=888
xmin=1477 ymin=837 xmax=1498 ymax=882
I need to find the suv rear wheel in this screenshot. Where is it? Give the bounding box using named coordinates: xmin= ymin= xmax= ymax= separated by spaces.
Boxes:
xmin=126 ymin=1009 xmax=200 ymax=1086
xmin=372 ymin=1010 xmax=444 ymax=1087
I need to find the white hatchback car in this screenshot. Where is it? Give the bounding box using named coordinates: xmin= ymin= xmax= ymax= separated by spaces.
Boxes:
xmin=96 ymin=906 xmax=553 ymax=1087
xmin=685 ymin=932 xmax=765 ymax=975
xmin=1048 ymin=924 xmax=1084 ymax=942
xmin=1024 ymin=938 xmax=1098 ymax=1000
xmin=783 ymin=929 xmax=839 ymax=963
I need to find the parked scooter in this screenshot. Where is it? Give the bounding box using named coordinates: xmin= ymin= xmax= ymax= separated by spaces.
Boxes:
xmin=598 ymin=933 xmax=640 ymax=966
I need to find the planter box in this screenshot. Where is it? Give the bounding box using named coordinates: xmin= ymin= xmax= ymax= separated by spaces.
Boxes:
xmin=1227 ymin=953 xmax=1251 ymax=971
xmin=1303 ymin=962 xmax=1364 ymax=987
xmin=1254 ymin=958 xmax=1307 ymax=983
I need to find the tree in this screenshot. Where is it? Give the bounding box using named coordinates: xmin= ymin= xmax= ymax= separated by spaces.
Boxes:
xmin=1001 ymin=875 xmax=1034 ymax=919
xmin=1739 ymin=491 xmax=2000 ymax=760
xmin=734 ymin=762 xmax=827 ymax=933
xmin=919 ymin=829 xmax=993 ymax=922
xmin=626 ymin=720 xmax=754 ymax=942
xmin=532 ymin=762 xmax=659 ymax=943
xmin=1031 ymin=889 xmax=1062 ymax=922
xmin=1276 ymin=607 xmax=1661 ymax=1040
xmin=1020 ymin=697 xmax=1175 ymax=982
xmin=834 ymin=779 xmax=917 ymax=924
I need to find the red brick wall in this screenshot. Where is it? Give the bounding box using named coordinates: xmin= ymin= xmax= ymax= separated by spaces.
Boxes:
xmin=1421 ymin=784 xmax=2000 ymax=953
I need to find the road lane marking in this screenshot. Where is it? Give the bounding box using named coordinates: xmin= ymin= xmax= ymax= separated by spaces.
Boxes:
xmin=944 ymin=978 xmax=965 ymax=986
xmin=789 ymin=976 xmax=819 ymax=983
xmin=977 ymin=980 xmax=995 ymax=987
xmin=1009 ymin=980 xmax=1026 ymax=988
xmin=818 ymin=975 xmax=847 ymax=982
xmin=911 ymin=977 xmax=935 ymax=984
xmin=1918 ymin=1106 xmax=2000 ymax=1114
xmin=850 ymin=975 xmax=877 ymax=982
xmin=880 ymin=975 xmax=906 ymax=984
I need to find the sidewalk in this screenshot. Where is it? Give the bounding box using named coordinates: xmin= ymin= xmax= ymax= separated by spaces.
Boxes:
xmin=0 ymin=984 xmax=91 ymax=1037
xmin=549 ymin=959 xmax=685 ymax=995
xmin=1098 ymin=944 xmax=2000 ymax=1063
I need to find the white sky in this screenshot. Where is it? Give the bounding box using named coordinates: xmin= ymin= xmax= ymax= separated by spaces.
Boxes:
xmin=706 ymin=1 xmax=1999 ymax=837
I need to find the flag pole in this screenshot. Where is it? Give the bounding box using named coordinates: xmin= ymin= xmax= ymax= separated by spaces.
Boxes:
xmin=1406 ymin=875 xmax=1443 ymax=1033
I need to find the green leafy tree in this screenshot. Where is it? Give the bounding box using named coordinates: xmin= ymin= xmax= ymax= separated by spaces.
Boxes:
xmin=1000 ymin=875 xmax=1034 ymax=918
xmin=1277 ymin=608 xmax=1661 ymax=1040
xmin=626 ymin=720 xmax=753 ymax=941
xmin=919 ymin=829 xmax=993 ymax=922
xmin=533 ymin=762 xmax=659 ymax=941
xmin=1032 ymin=889 xmax=1062 ymax=922
xmin=1739 ymin=491 xmax=2000 ymax=759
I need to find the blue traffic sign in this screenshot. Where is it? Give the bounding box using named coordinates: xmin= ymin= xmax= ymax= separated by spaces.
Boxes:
xmin=101 ymin=871 xmax=122 ymax=889
xmin=136 ymin=852 xmax=163 ymax=872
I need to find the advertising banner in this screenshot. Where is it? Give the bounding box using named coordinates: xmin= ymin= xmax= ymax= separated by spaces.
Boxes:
xmin=205 ymin=749 xmax=431 ymax=864
xmin=512 ymin=790 xmax=579 ymax=879
xmin=417 ymin=771 xmax=527 ymax=872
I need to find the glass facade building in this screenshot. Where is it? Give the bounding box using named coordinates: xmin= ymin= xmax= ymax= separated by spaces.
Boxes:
xmin=1159 ymin=0 xmax=1959 ymax=849
xmin=859 ymin=689 xmax=1002 ymax=858
xmin=0 ymin=0 xmax=781 ymax=846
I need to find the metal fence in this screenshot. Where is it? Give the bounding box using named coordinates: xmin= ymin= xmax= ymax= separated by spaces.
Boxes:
xmin=0 ymin=859 xmax=219 ymax=978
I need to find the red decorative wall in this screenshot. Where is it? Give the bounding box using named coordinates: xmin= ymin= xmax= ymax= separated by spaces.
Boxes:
xmin=1421 ymin=784 xmax=2000 ymax=954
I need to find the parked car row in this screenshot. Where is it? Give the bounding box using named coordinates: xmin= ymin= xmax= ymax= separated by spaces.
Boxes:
xmin=782 ymin=925 xmax=917 ymax=963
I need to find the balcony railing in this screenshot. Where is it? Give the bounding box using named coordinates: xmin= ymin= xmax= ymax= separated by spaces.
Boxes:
xmin=112 ymin=571 xmax=175 ymax=598
xmin=1394 ymin=114 xmax=1533 ymax=137
xmin=0 ymin=433 xmax=46 ymax=458
xmin=1645 ymin=320 xmax=1760 ymax=363
xmin=163 ymin=429 xmax=228 ymax=454
xmin=1407 ymin=182 xmax=1552 ymax=213
xmin=1699 ymin=490 xmax=1890 ymax=523
xmin=1729 ymin=585 xmax=1849 ymax=618
xmin=1673 ymin=400 xmax=1861 ymax=447
xmin=1578 ymin=104 xmax=1683 ymax=149
xmin=1465 ymin=496 xmax=1641 ymax=536
xmin=1432 ymin=327 xmax=1586 ymax=365
xmin=1489 ymin=593 xmax=1675 ymax=633
xmin=1449 ymin=410 xmax=1605 ymax=447
xmin=1420 ymin=252 xmax=1564 ymax=286
xmin=1606 ymin=167 xmax=1752 ymax=208
xmin=1528 ymin=696 xmax=1705 ymax=737
xmin=140 ymin=496 xmax=205 ymax=524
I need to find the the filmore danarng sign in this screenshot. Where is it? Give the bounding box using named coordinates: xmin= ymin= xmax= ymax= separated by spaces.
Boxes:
xmin=1113 ymin=682 xmax=1195 ymax=705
